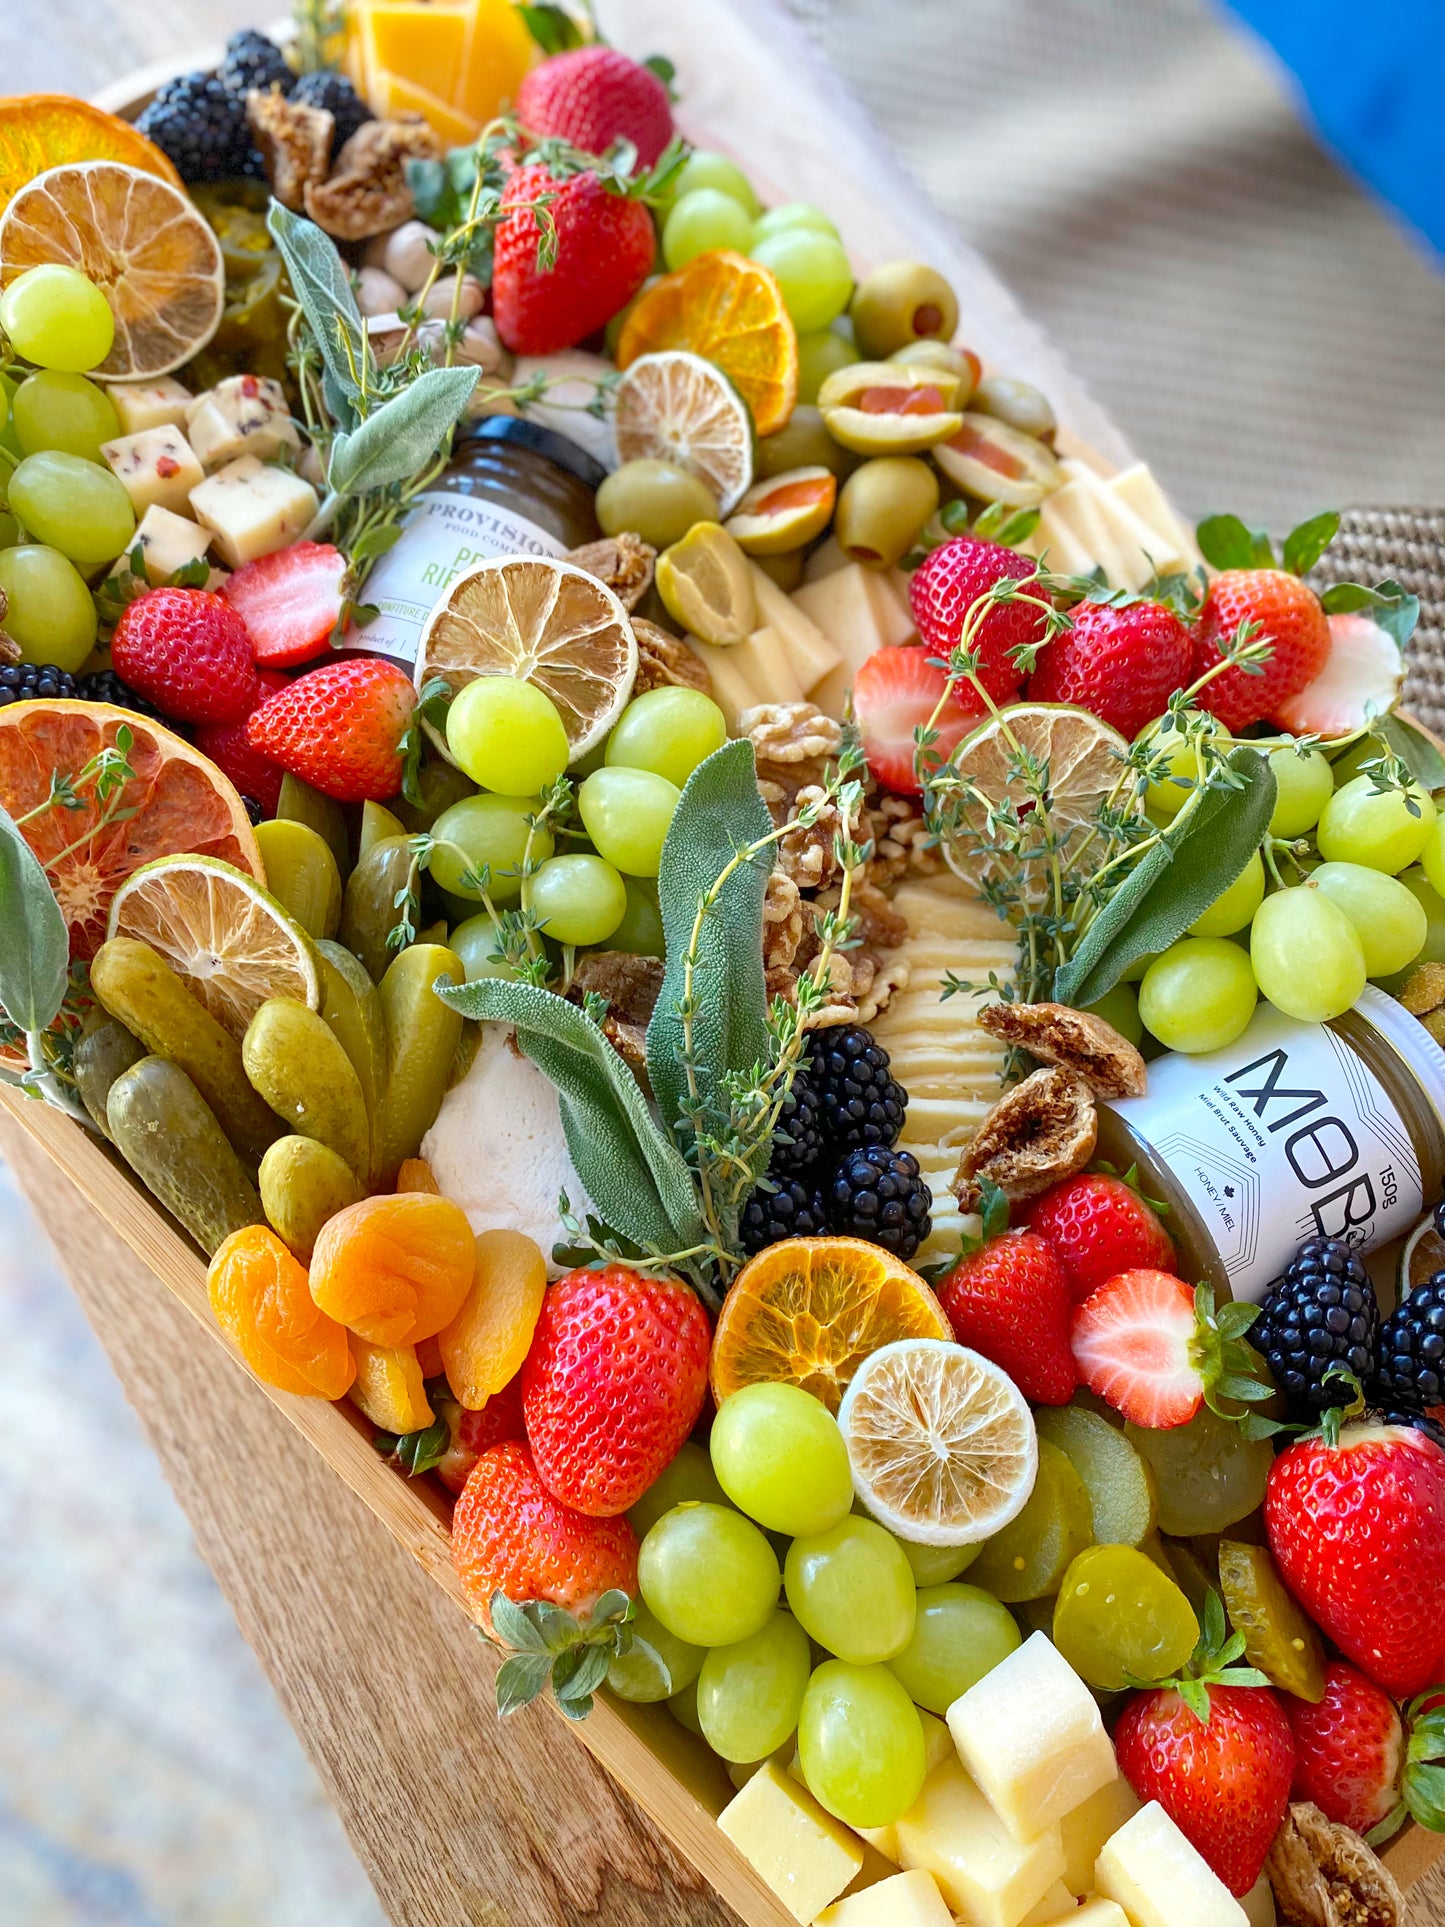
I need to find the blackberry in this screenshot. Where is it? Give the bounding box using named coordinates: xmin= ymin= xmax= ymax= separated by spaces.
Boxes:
xmin=825 ymin=1145 xmax=931 ymax=1261
xmin=810 ymin=1025 xmax=907 ymax=1151
xmin=1376 ymin=1408 xmax=1445 ymax=1452
xmin=218 ymin=29 xmax=294 ymax=98
xmin=240 ymin=794 xmax=266 ymax=827
xmin=136 ymin=73 xmax=263 ymax=183
xmin=0 ymin=663 xmax=77 ymax=706
xmin=1374 ymin=1274 xmax=1445 ymax=1412
xmin=1253 ymin=1236 xmax=1379 ymax=1420
xmin=740 ymin=1177 xmax=829 ymax=1256
xmin=75 ymin=669 xmax=170 ymax=727
xmin=769 ymin=1062 xmax=824 ymax=1178
xmin=291 ymin=70 xmax=372 ymax=157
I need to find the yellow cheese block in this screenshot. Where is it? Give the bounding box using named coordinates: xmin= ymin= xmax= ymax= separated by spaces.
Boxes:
xmin=895 ymin=1756 xmax=1066 ymax=1927
xmin=457 ymin=0 xmax=537 ymax=121
xmin=717 ymin=1762 xmax=864 ymax=1925
xmin=793 ymin=563 xmax=897 ymax=676
xmin=750 ymin=565 xmax=844 ymax=693
xmin=372 ymin=69 xmax=481 ymax=145
xmin=1065 ymin=1902 xmax=1129 ymax=1927
xmin=1060 ymin=1777 xmax=1141 ymax=1896
xmin=1107 ymin=462 xmax=1200 ymax=573
xmin=362 ymin=1 xmax=471 ymax=106
xmin=816 ymin=1869 xmax=955 ymax=1927
xmin=737 ymin=625 xmax=806 ymax=704
xmin=1021 ymin=1881 xmax=1080 ymax=1924
xmin=1095 ymin=1803 xmax=1249 ymax=1927
xmin=684 ymin=635 xmax=764 ymax=731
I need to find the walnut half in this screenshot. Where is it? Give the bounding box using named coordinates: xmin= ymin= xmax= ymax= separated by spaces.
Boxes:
xmin=954 ymin=1065 xmax=1097 ymax=1210
xmin=979 ymin=1000 xmax=1148 ymax=1100
xmin=1266 ymin=1803 xmax=1403 ymax=1927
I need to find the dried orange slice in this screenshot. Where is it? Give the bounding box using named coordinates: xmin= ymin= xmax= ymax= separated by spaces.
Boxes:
xmin=0 ymin=700 xmax=260 ymax=961
xmin=617 ymin=249 xmax=799 ymax=438
xmin=0 ymin=97 xmax=181 ymax=214
xmin=710 ymin=1235 xmax=953 ymax=1413
xmin=0 ymin=162 xmax=224 ymax=379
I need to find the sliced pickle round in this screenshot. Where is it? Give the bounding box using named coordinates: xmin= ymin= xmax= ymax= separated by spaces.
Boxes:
xmin=1218 ymin=1539 xmax=1326 ymax=1702
xmin=970 ymin=1439 xmax=1094 ymax=1602
xmin=1053 ymin=1543 xmax=1200 ymax=1692
xmin=1035 ymin=1407 xmax=1157 ymax=1548
xmin=1126 ymin=1405 xmax=1274 ymax=1536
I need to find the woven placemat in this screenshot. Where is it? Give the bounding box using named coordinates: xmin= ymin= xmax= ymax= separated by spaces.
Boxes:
xmin=1311 ymin=508 xmax=1445 ymax=738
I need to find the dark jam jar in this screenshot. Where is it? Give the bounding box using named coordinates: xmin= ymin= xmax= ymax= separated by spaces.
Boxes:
xmin=350 ymin=416 xmax=605 ymax=670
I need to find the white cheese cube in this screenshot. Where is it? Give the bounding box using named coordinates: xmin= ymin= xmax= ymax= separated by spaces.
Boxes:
xmin=1020 ymin=1881 xmax=1078 ymax=1924
xmin=1095 ymin=1802 xmax=1248 ymax=1927
xmin=190 ymin=456 xmax=319 ymax=568
xmin=750 ymin=565 xmax=844 ymax=690
xmin=716 ymin=1761 xmax=863 ymax=1925
xmin=793 ymin=563 xmax=896 ymax=675
xmin=1061 ymin=1902 xmax=1127 ymax=1927
xmin=816 ymin=1869 xmax=955 ymax=1927
xmin=188 ymin=374 xmax=301 ymax=471
xmin=894 ymin=1756 xmax=1065 ymax=1927
xmin=1061 ymin=1777 xmax=1141 ymax=1895
xmin=102 ymin=425 xmax=205 ymax=517
xmin=684 ymin=636 xmax=763 ymax=732
xmin=105 ymin=376 xmax=193 ymax=435
xmin=111 ymin=505 xmax=211 ymax=586
xmin=948 ymin=1634 xmax=1117 ymax=1845
xmin=737 ymin=626 xmax=805 ymax=704
xmin=1106 ymin=463 xmax=1199 ymax=574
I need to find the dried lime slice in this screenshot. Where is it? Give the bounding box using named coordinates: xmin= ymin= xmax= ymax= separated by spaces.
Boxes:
xmin=1400 ymin=1211 xmax=1445 ymax=1301
xmin=614 ymin=350 xmax=755 ymax=514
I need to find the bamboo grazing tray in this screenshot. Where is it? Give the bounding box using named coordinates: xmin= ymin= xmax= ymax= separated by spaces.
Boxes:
xmin=7 ymin=1 xmax=1442 ymax=1917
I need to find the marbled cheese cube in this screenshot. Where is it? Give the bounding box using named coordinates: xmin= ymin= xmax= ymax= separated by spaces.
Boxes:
xmin=816 ymin=1869 xmax=955 ymax=1927
xmin=948 ymin=1634 xmax=1117 ymax=1844
xmin=112 ymin=505 xmax=211 ymax=586
xmin=716 ymin=1761 xmax=863 ymax=1925
xmin=188 ymin=373 xmax=301 ymax=470
xmin=190 ymin=457 xmax=319 ymax=568
xmin=1061 ymin=1777 xmax=1141 ymax=1895
xmin=1095 ymin=1803 xmax=1248 ymax=1927
xmin=105 ymin=376 xmax=192 ymax=434
xmin=102 ymin=425 xmax=204 ymax=517
xmin=1020 ymin=1881 xmax=1078 ymax=1924
xmin=894 ymin=1756 xmax=1065 ymax=1927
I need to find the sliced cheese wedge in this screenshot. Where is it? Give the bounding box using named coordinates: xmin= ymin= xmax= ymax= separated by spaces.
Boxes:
xmin=1109 ymin=462 xmax=1200 ymax=572
xmin=750 ymin=565 xmax=843 ymax=692
xmin=684 ymin=635 xmax=763 ymax=730
xmin=737 ymin=626 xmax=805 ymax=704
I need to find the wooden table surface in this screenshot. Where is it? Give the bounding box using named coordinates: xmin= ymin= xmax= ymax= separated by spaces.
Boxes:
xmin=6 ymin=0 xmax=1445 ymax=1921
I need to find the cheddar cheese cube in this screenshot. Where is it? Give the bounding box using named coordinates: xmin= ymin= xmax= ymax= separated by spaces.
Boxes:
xmin=716 ymin=1761 xmax=863 ymax=1925
xmin=1095 ymin=1802 xmax=1248 ymax=1927
xmin=1020 ymin=1880 xmax=1078 ymax=1924
xmin=1060 ymin=1776 xmax=1141 ymax=1895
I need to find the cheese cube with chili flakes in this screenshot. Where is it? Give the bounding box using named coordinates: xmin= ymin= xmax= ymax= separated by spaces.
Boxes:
xmin=187 ymin=373 xmax=301 ymax=471
xmin=189 ymin=456 xmax=319 ymax=568
xmin=102 ymin=425 xmax=205 ymax=517
xmin=111 ymin=504 xmax=211 ymax=587
xmin=104 ymin=375 xmax=193 ymax=435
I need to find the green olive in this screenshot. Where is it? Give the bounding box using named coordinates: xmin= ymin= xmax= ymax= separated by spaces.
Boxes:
xmin=390 ymin=757 xmax=478 ymax=833
xmin=597 ymin=459 xmax=720 ymax=550
xmin=818 ymin=361 xmax=964 ymax=455
xmin=850 ymin=262 xmax=960 ymax=359
xmin=755 ymin=405 xmax=859 ymax=483
xmin=753 ymin=548 xmax=806 ymax=592
xmin=935 ymin=414 xmax=1062 ymax=508
xmin=891 ymin=340 xmax=980 ymax=401
xmin=972 ymin=374 xmax=1058 ymax=445
xmin=796 ymin=327 xmax=859 ymax=405
xmin=834 ymin=456 xmax=940 ymax=568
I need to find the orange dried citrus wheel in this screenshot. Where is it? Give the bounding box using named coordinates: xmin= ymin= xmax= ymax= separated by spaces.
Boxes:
xmin=0 ymin=96 xmax=181 ymax=213
xmin=0 ymin=162 xmax=224 ymax=379
xmin=617 ymin=249 xmax=799 ymax=438
xmin=710 ymin=1235 xmax=953 ymax=1413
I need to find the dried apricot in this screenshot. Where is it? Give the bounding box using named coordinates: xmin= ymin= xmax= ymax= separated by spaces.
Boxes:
xmin=415 ymin=1335 xmax=446 ymax=1377
xmin=396 ymin=1157 xmax=441 ymax=1194
xmin=439 ymin=1228 xmax=547 ymax=1410
xmin=208 ymin=1224 xmax=355 ymax=1398
xmin=309 ymin=1191 xmax=475 ymax=1346
xmin=348 ymin=1335 xmax=434 ymax=1432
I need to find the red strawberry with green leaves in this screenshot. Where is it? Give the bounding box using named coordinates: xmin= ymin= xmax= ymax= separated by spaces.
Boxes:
xmin=515 ymin=45 xmax=675 ymax=169
xmin=1022 ymin=1167 xmax=1177 ymax=1304
xmin=908 ymin=534 xmax=1049 ymax=701
xmin=1027 ymin=595 xmax=1195 ymax=740
xmin=246 ymin=655 xmax=416 ymax=802
xmin=434 ymin=1375 xmax=527 ymax=1497
xmin=1070 ymin=1269 xmax=1270 ymax=1429
xmin=1282 ymin=1659 xmax=1445 ymax=1840
xmin=193 ymin=666 xmax=290 ymax=817
xmin=1265 ymin=1423 xmax=1445 ymax=1698
xmin=492 ymin=162 xmax=657 ymax=356
xmin=936 ymin=1182 xmax=1076 ymax=1404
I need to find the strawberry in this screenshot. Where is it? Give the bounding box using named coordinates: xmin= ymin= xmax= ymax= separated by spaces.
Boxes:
xmin=1191 ymin=569 xmax=1331 ymax=733
xmin=1272 ymin=611 xmax=1405 ymax=737
xmin=192 ymin=667 xmax=289 ymax=816
xmin=1027 ymin=597 xmax=1194 ymax=740
xmin=936 ymin=1220 xmax=1077 ymax=1406
xmin=1070 ymin=1269 xmax=1265 ymax=1428
xmin=1265 ymin=1423 xmax=1445 ymax=1697
xmin=492 ymin=163 xmax=657 ymax=356
xmin=111 ymin=586 xmax=260 ymax=725
xmin=1023 ymin=1170 xmax=1177 ymax=1304
xmin=853 ymin=643 xmax=984 ymax=796
xmin=435 ymin=1376 xmax=527 ymax=1497
xmin=221 ymin=541 xmax=347 ymax=668
xmin=908 ymin=535 xmax=1050 ymax=703
xmin=246 ymin=656 xmax=416 ymax=803
xmin=515 ymin=46 xmax=674 ymax=169
xmin=522 ymin=1265 xmax=711 ymax=1517
xmin=1284 ymin=1660 xmax=1404 ymax=1836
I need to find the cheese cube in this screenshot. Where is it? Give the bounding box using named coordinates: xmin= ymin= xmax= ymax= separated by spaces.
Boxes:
xmin=738 ymin=625 xmax=805 ymax=704
xmin=793 ymin=564 xmax=896 ymax=675
xmin=894 ymin=1756 xmax=1065 ymax=1927
xmin=190 ymin=457 xmax=319 ymax=568
xmin=105 ymin=376 xmax=193 ymax=435
xmin=111 ymin=505 xmax=211 ymax=586
xmin=716 ymin=1761 xmax=863 ymax=1925
xmin=188 ymin=374 xmax=301 ymax=471
xmin=1095 ymin=1802 xmax=1248 ymax=1927
xmin=1060 ymin=1777 xmax=1141 ymax=1895
xmin=102 ymin=425 xmax=205 ymax=517
xmin=858 ymin=1711 xmax=954 ymax=1863
xmin=1106 ymin=463 xmax=1198 ymax=573
xmin=684 ymin=636 xmax=763 ymax=731
xmin=816 ymin=1869 xmax=955 ymax=1927
xmin=1020 ymin=1880 xmax=1078 ymax=1924
xmin=1061 ymin=1903 xmax=1127 ymax=1927
xmin=750 ymin=565 xmax=844 ymax=690
xmin=948 ymin=1635 xmax=1117 ymax=1845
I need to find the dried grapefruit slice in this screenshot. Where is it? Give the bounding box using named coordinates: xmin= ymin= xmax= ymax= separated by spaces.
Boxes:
xmin=0 ymin=700 xmax=260 ymax=960
xmin=0 ymin=97 xmax=181 ymax=213
xmin=710 ymin=1234 xmax=953 ymax=1413
xmin=0 ymin=162 xmax=224 ymax=379
xmin=617 ymin=250 xmax=798 ymax=438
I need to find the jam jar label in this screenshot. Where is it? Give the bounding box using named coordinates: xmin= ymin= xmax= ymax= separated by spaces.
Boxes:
xmin=346 ymin=491 xmax=565 ymax=668
xmin=1110 ymin=1001 xmax=1422 ymax=1301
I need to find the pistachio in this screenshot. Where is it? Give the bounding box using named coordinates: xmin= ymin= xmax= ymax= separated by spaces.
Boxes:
xmin=382 ymin=218 xmax=440 ymax=293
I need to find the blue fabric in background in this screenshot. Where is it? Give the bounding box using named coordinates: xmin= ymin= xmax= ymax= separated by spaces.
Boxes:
xmin=1219 ymin=0 xmax=1444 ymax=258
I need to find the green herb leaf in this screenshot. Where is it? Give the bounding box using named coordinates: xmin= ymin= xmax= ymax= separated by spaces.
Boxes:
xmin=1377 ymin=713 xmax=1445 ymax=791
xmin=1319 ymin=577 xmax=1422 ymax=651
xmin=518 ymin=4 xmax=587 ymax=53
xmin=496 ymin=1651 xmax=555 ymax=1714
xmin=350 ymin=524 xmax=405 ymax=563
xmin=1054 ymin=746 xmax=1277 ymax=1008
xmin=973 ymin=501 xmax=1041 ymax=547
xmin=1196 ymin=514 xmax=1273 ymax=572
xmin=643 ymin=53 xmax=678 ymax=97
xmin=1281 ymin=510 xmax=1340 ymax=577
xmin=372 ymin=1410 xmax=449 ymax=1475
xmin=0 ymin=804 xmax=70 ymax=1036
xmin=266 ymin=205 xmax=368 ymax=413
xmin=327 ymin=365 xmax=479 ymax=495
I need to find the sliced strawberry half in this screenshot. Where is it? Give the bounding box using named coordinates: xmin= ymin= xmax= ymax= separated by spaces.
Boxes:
xmin=222 ymin=541 xmax=348 ymax=668
xmin=1071 ymin=1268 xmax=1270 ymax=1429
xmin=852 ymin=643 xmax=985 ymax=797
xmin=1272 ymin=612 xmax=1404 ymax=736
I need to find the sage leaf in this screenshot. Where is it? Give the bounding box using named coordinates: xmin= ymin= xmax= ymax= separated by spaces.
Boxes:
xmin=0 ymin=804 xmax=69 ymax=1035
xmin=1196 ymin=514 xmax=1273 ymax=572
xmin=1319 ymin=577 xmax=1421 ymax=652
xmin=646 ymin=741 xmax=774 ymax=1157
xmin=1282 ymin=509 xmax=1340 ymax=578
xmin=1375 ymin=713 xmax=1445 ymax=791
xmin=266 ymin=205 xmax=367 ymax=410
xmin=495 ymin=1652 xmax=554 ymax=1715
xmin=327 ymin=365 xmax=479 ymax=496
xmin=1054 ymin=746 xmax=1277 ymax=1008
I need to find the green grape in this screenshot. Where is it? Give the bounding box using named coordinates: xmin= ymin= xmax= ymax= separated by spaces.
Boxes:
xmin=894 ymin=1535 xmax=981 ymax=1587
xmin=885 ymin=1583 xmax=1021 ymax=1715
xmin=606 ymin=877 xmax=665 ymax=958
xmin=0 ymin=512 xmax=18 ymax=550
xmin=754 ymin=203 xmax=840 ymax=242
xmin=12 ymin=370 xmax=120 ymax=463
xmin=0 ymin=264 xmax=115 ymax=373
xmin=608 ymin=1602 xmax=705 ymax=1703
xmin=1140 ymin=713 xmax=1220 ymax=821
xmin=1082 ymin=981 xmax=1143 ymax=1048
xmin=0 ymin=374 xmax=20 ymax=466
xmin=578 ymin=765 xmax=681 ymax=878
xmin=796 ymin=328 xmax=859 ymax=404
xmin=606 ymin=686 xmax=727 ymax=790
xmin=0 ymin=379 xmax=6 ymax=433
xmin=428 ymin=792 xmax=552 ymax=904
xmin=798 ymin=1659 xmax=927 ymax=1828
xmin=1318 ymin=772 xmax=1436 ymax=874
xmin=1250 ymin=885 xmax=1365 ymax=1021
xmin=663 ymin=189 xmax=755 ymax=271
xmin=710 ymin=1381 xmax=854 ymax=1537
xmin=629 ymin=1441 xmax=730 ymax=1540
xmin=1310 ymin=862 xmax=1428 ymax=977
xmin=1420 ymin=817 xmax=1445 ymax=901
xmin=445 ymin=676 xmax=570 ymax=794
xmin=751 ymin=228 xmax=854 ymax=333
xmin=1268 ymin=745 xmax=1334 ymax=838
xmin=1385 ymin=867 xmax=1445 ymax=983
xmin=7 ymin=450 xmax=134 ymax=570
xmin=1126 ymin=1404 xmax=1273 ymax=1535
xmin=1138 ymin=937 xmax=1257 ymax=1053
xmin=697 ymin=1610 xmax=812 ymax=1762
xmin=785 ymin=1515 xmax=916 ymax=1663
xmin=639 ymin=1502 xmax=781 ymax=1647
xmin=522 ymin=853 xmax=627 ymax=946
xmin=668 ymin=1677 xmax=704 ymax=1733
xmin=0 ymin=543 xmax=99 ymax=670
xmin=448 ymin=913 xmax=522 ymax=984
xmin=668 ymin=151 xmax=761 ymax=218
xmin=1188 ymin=850 xmax=1265 ymax=938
